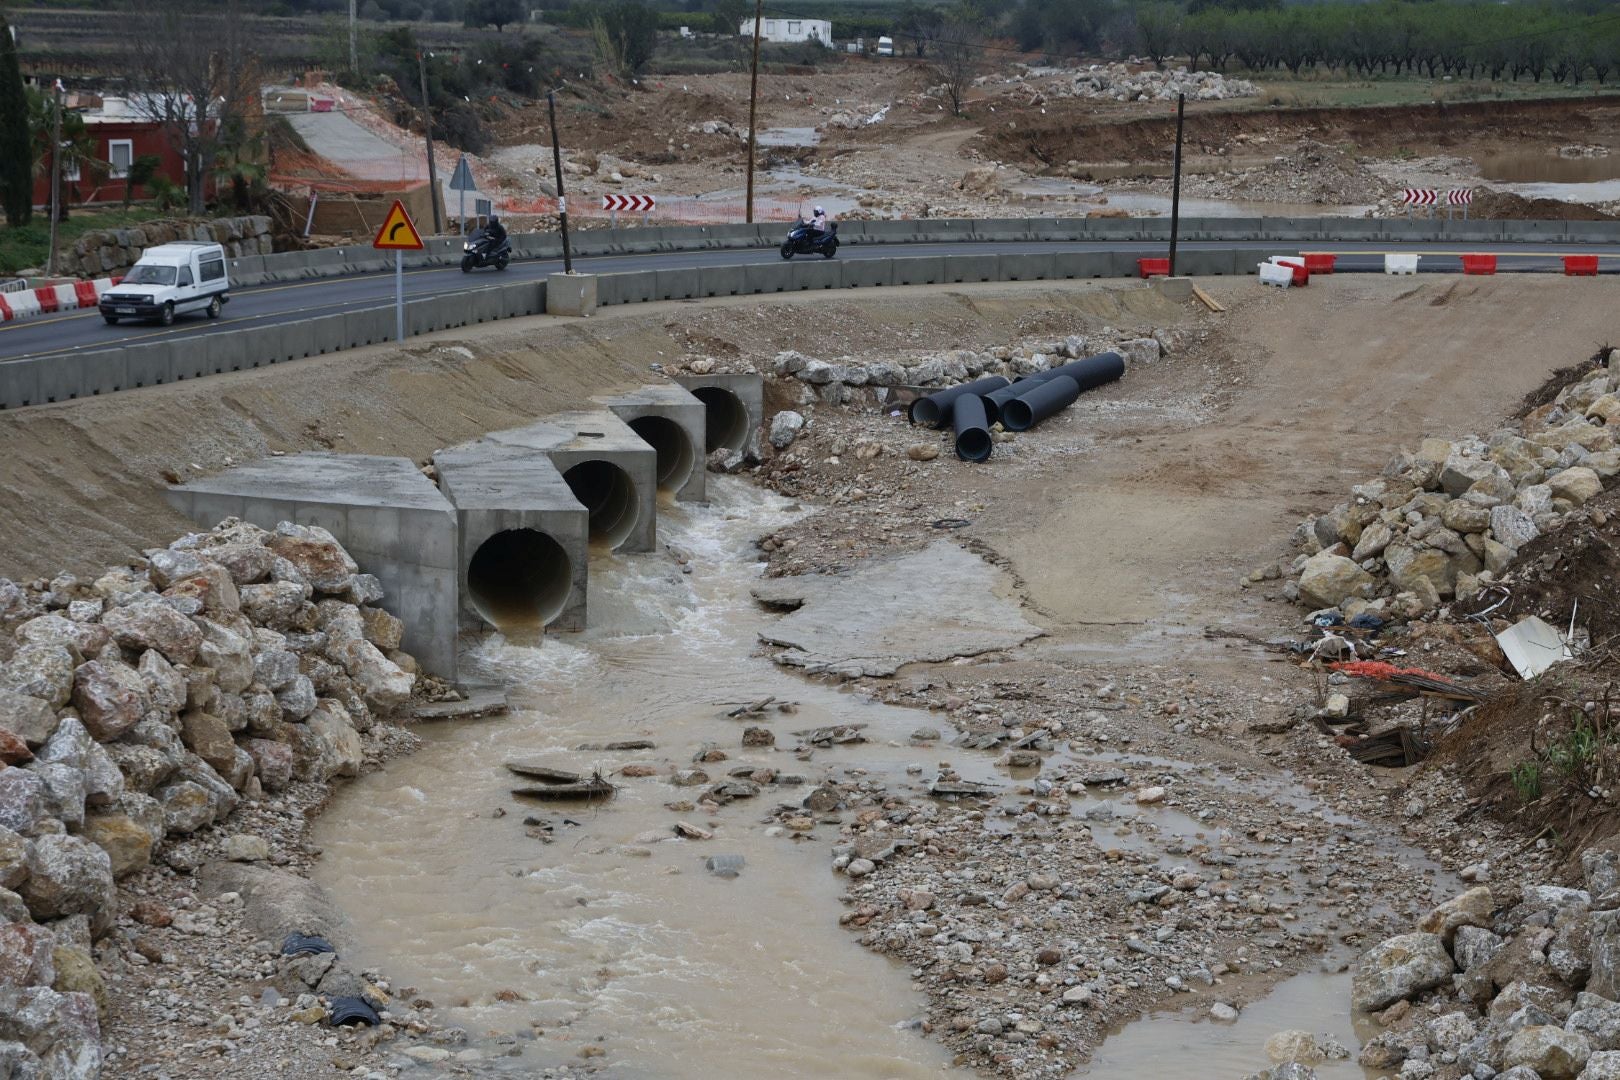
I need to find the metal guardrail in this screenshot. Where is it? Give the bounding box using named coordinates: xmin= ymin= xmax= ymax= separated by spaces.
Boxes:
xmin=0 ymin=279 xmax=28 ymax=294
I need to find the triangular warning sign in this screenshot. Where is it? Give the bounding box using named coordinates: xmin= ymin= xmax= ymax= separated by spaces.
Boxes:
xmin=373 ymin=200 xmax=425 ymax=250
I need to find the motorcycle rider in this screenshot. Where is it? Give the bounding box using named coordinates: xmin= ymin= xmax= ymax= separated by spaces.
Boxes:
xmin=484 ymin=215 xmax=507 ymax=246
xmin=810 ymin=206 xmax=830 ymax=234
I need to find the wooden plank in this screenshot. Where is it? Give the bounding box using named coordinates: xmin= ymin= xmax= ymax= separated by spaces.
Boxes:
xmin=1191 ymin=284 xmax=1226 ymax=313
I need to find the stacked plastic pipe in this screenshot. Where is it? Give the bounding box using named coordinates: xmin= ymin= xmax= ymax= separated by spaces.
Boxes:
xmin=907 ymin=353 xmax=1126 ymax=461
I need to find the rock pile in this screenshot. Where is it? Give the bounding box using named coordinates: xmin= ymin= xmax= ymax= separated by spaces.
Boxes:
xmin=1017 ymin=63 xmax=1260 ymax=103
xmin=1286 ymin=361 xmax=1619 ymax=620
xmin=1348 ymin=853 xmax=1620 ymax=1080
xmin=0 ymin=519 xmax=417 ymax=1074
xmin=55 ymin=216 xmax=274 ymax=279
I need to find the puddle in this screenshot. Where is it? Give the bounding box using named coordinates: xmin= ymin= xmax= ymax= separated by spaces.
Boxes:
xmin=758 ymin=126 xmax=821 ymax=147
xmin=1480 ymin=150 xmax=1620 ymax=184
xmin=1081 ymin=970 xmax=1380 ymax=1079
xmin=310 ymin=479 xmax=975 ymax=1077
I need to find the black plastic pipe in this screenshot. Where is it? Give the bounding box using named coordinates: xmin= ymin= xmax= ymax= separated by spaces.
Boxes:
xmin=909 ymin=375 xmax=1010 ymax=428
xmin=982 ymin=376 xmax=1054 ymax=426
xmin=952 ymin=392 xmax=993 ymax=462
xmin=1044 ymin=352 xmax=1125 ymax=393
xmin=1002 ymin=375 xmax=1081 ymax=432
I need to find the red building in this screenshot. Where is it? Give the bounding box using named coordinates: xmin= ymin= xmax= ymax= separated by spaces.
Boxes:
xmin=30 ymin=95 xmax=208 ymax=208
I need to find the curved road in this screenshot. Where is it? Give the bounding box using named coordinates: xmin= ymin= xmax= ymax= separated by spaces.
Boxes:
xmin=1 ymin=237 xmax=1614 ymax=364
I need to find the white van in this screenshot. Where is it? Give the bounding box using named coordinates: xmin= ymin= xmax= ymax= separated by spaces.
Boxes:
xmin=98 ymin=241 xmax=230 ymax=326
xmin=876 ymin=36 xmax=894 ymax=56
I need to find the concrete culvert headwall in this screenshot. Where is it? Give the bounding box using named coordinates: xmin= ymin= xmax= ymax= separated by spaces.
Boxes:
xmin=467 ymin=528 xmax=574 ymax=629
xmin=628 ymin=416 xmax=696 ymax=494
xmin=692 ymin=386 xmax=748 ymax=452
xmin=562 ymin=460 xmax=641 ymax=549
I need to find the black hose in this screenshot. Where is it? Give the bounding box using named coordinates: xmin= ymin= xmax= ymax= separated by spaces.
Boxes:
xmin=1002 ymin=375 xmax=1081 ymax=432
xmin=952 ymin=393 xmax=993 ymax=462
xmin=909 ymin=375 xmax=1010 ymax=428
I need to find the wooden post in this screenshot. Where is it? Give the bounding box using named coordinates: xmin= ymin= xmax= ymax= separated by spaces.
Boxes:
xmin=745 ymin=0 xmax=763 ymax=224
xmin=417 ymin=52 xmax=442 ymax=234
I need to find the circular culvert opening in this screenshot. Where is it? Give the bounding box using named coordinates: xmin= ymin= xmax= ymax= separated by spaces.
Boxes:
xmin=692 ymin=386 xmax=748 ymax=452
xmin=628 ymin=416 xmax=695 ymax=494
xmin=562 ymin=460 xmax=641 ymax=549
xmin=956 ymin=428 xmax=992 ymax=463
xmin=1001 ymin=399 xmax=1036 ymax=432
xmin=467 ymin=528 xmax=573 ymax=630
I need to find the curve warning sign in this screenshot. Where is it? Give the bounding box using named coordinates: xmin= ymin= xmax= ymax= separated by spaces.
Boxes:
xmin=373 ymin=200 xmax=425 ymax=251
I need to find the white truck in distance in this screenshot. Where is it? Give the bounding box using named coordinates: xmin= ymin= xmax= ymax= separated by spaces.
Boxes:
xmin=98 ymin=241 xmax=231 ymax=326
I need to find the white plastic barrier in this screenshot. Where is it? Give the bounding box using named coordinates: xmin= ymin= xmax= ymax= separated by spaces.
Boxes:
xmin=0 ymin=275 xmax=116 ymax=322
xmin=1385 ymin=254 xmax=1420 ymax=275
xmin=5 ymin=290 xmax=41 ymax=318
xmin=1259 ymin=262 xmax=1295 ymax=288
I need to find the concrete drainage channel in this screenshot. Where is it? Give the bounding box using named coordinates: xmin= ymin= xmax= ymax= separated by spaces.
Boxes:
xmin=165 ymin=376 xmax=764 ymax=683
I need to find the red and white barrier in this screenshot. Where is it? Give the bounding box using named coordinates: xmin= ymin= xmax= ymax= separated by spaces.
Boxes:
xmin=0 ymin=275 xmax=119 ymax=323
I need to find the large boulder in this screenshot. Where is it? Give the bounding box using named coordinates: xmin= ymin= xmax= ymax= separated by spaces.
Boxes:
xmin=1590 ymin=910 xmax=1620 ymax=1000
xmin=1417 ymin=887 xmax=1494 ymax=946
xmin=18 ymin=836 xmax=114 ymax=934
xmin=287 ymin=701 xmax=362 ymax=782
xmin=179 ymin=711 xmax=237 ymax=780
xmin=1549 ymin=466 xmax=1603 ymax=507
xmin=242 ymin=739 xmax=293 ymax=792
xmin=30 ymin=764 xmax=84 ymax=831
xmin=0 ymin=921 xmax=55 ymax=990
xmin=0 ymin=646 xmax=76 ymax=709
xmin=769 ymin=410 xmax=806 ymax=449
xmin=14 ymin=616 xmax=107 ymax=662
xmin=0 ymin=828 xmax=28 ymax=891
xmin=0 ymin=770 xmax=45 ymax=835
xmin=162 ymin=562 xmax=239 ymax=616
xmin=266 ymin=525 xmax=357 ymax=593
xmin=1501 ymin=1025 xmax=1590 ymax=1079
xmin=103 ymin=743 xmax=174 ymax=794
xmin=1385 ymin=543 xmax=1456 ymax=598
xmin=205 ymin=543 xmax=274 ymax=586
xmin=79 ymin=814 xmax=153 ymax=879
xmin=0 ymin=985 xmax=103 ymax=1078
xmin=1352 ymin=932 xmax=1455 ymax=1012
xmin=1297 ymin=552 xmax=1373 ymax=609
xmin=154 ymin=780 xmax=215 ymax=836
xmin=135 ymin=650 xmax=186 ymax=716
xmin=1440 ymin=455 xmax=1511 ymax=498
xmin=0 ymin=693 xmax=56 ymax=750
xmin=195 ymin=620 xmax=253 ymax=694
xmin=70 ymin=660 xmax=149 ymax=741
xmin=97 ymin=601 xmax=201 ymax=665
xmin=240 ymin=582 xmax=308 ymax=629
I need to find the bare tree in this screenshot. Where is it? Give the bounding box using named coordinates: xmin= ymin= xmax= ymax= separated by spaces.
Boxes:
xmin=124 ymin=0 xmax=258 ymax=216
xmin=932 ymin=19 xmax=985 ymax=118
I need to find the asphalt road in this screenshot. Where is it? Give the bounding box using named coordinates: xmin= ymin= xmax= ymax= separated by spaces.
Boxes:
xmin=2 ymin=238 xmax=1616 ymax=363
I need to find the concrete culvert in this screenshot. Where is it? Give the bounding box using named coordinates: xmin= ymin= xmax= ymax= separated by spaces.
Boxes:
xmin=692 ymin=386 xmax=749 ymax=452
xmin=467 ymin=528 xmax=574 ymax=630
xmin=628 ymin=416 xmax=696 ymax=494
xmin=562 ymin=460 xmax=641 ymax=549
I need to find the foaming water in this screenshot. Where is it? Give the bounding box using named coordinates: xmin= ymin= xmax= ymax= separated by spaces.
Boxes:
xmin=311 ymin=479 xmax=960 ymax=1078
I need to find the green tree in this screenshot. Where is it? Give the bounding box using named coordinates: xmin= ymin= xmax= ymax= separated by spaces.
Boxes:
xmin=592 ymin=0 xmax=657 ymax=79
xmin=122 ymin=153 xmax=162 ymax=209
xmin=465 ymin=0 xmax=524 ymax=30
xmin=27 ymin=86 xmax=101 ymax=220
xmin=0 ymin=11 xmax=31 ymax=227
xmin=1133 ymin=2 xmax=1182 ymax=67
xmin=710 ymin=0 xmax=746 ymax=36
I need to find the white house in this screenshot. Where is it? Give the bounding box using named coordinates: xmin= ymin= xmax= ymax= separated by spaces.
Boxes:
xmin=739 ymin=17 xmax=834 ymax=47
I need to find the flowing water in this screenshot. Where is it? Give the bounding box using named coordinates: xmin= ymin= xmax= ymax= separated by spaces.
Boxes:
xmin=312 ymin=480 xmax=967 ymax=1077
xmin=311 ymin=477 xmax=1433 ymax=1076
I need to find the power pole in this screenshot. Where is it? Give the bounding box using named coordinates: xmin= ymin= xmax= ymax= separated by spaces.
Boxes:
xmin=744 ymin=0 xmax=762 ymax=224
xmin=417 ymin=51 xmax=442 ymax=234
xmin=348 ymin=0 xmax=357 ymax=74
xmin=45 ymin=79 xmax=62 ymax=276
xmin=548 ymin=89 xmax=572 ymax=273
xmin=1168 ymin=92 xmax=1184 ymax=278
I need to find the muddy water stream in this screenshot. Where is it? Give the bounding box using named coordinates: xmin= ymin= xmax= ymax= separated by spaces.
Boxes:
xmin=312 ymin=478 xmax=1433 ymax=1076
xmin=313 ymin=480 xmax=966 ymax=1077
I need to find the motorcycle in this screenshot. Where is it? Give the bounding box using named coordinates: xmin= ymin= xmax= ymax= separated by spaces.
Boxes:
xmin=780 ymin=219 xmax=838 ymax=260
xmin=461 ymin=227 xmax=511 ymax=272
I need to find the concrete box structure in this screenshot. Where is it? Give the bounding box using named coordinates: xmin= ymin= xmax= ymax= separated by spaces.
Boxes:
xmin=164 ymin=453 xmax=460 ymax=681
xmin=483 ymin=410 xmax=658 ymax=554
xmin=674 ymin=372 xmax=764 ymax=460
xmin=594 ymin=383 xmax=708 ymax=503
xmin=547 ymin=273 xmax=598 ymax=317
xmin=431 ymin=444 xmax=590 ymax=635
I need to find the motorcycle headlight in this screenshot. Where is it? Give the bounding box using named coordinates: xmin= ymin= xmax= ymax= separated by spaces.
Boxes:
xmin=463 ymin=242 xmax=475 ymax=251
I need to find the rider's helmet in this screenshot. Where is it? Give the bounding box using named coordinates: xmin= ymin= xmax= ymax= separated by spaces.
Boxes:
xmin=814 ymin=206 xmax=825 ymax=216
xmin=488 ymin=215 xmax=500 ymax=227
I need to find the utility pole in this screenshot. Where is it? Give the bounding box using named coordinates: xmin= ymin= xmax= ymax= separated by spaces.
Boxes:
xmin=45 ymin=79 xmax=62 ymax=277
xmin=744 ymin=0 xmax=762 ymax=224
xmin=417 ymin=52 xmax=442 ymax=234
xmin=348 ymin=0 xmax=357 ymax=74
xmin=548 ymin=90 xmax=572 ymax=273
xmin=1168 ymin=92 xmax=1184 ymax=278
